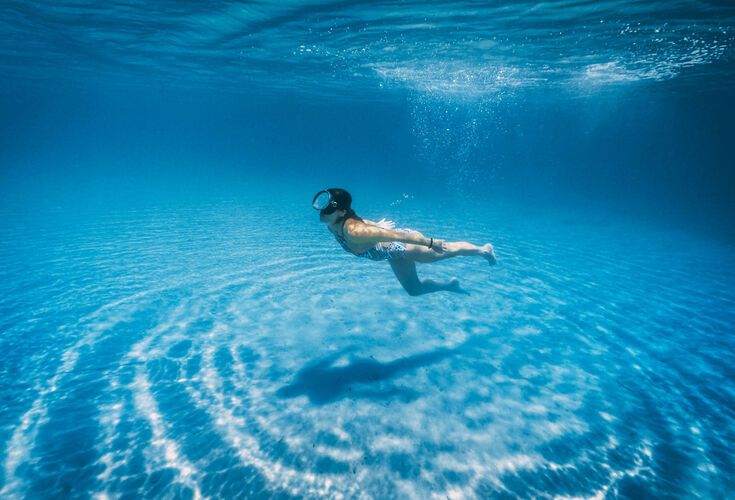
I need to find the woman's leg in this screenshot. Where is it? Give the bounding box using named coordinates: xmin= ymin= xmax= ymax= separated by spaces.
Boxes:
xmin=404 ymin=241 xmax=496 ymax=265
xmin=389 ymin=258 xmax=468 ymax=296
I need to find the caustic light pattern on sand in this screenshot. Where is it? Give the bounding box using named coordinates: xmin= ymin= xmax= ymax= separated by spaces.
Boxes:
xmin=1 ymin=206 xmax=733 ymax=497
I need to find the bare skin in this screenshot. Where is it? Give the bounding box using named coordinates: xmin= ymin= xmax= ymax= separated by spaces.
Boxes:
xmin=320 ymin=208 xmax=496 ymax=296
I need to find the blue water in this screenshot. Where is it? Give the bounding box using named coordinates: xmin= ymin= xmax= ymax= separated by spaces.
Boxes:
xmin=2 ymin=1 xmax=735 ymax=498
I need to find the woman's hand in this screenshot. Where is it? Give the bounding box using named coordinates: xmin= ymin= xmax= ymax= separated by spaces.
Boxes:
xmin=431 ymin=238 xmax=447 ymax=253
xmin=373 ymin=218 xmax=395 ymax=230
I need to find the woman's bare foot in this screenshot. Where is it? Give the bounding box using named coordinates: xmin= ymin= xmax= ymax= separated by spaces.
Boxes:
xmin=481 ymin=244 xmax=497 ymax=266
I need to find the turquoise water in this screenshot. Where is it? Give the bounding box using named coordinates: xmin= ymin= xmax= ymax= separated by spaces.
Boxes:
xmin=2 ymin=1 xmax=735 ymax=498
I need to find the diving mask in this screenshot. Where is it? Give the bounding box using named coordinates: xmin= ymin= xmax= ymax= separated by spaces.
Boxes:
xmin=312 ymin=190 xmax=339 ymax=214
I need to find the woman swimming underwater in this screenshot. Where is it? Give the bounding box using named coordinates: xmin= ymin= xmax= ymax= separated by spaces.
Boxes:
xmin=313 ymin=188 xmax=497 ymax=296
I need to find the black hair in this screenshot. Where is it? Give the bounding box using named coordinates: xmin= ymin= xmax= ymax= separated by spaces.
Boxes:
xmin=327 ymin=188 xmax=362 ymax=222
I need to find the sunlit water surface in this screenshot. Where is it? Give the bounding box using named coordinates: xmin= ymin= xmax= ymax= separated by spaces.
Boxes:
xmin=2 ymin=0 xmax=734 ymax=95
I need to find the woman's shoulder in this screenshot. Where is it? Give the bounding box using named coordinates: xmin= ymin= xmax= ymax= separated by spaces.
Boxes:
xmin=341 ymin=217 xmax=370 ymax=238
xmin=343 ymin=217 xmax=368 ymax=229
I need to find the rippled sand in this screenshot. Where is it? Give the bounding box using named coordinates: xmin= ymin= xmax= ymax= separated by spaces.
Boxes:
xmin=0 ymin=199 xmax=733 ymax=497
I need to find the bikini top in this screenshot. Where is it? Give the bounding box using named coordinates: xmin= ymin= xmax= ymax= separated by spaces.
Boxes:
xmin=333 ymin=216 xmax=362 ymax=256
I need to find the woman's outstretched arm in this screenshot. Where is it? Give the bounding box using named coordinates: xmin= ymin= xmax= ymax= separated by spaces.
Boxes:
xmin=344 ymin=219 xmax=439 ymax=248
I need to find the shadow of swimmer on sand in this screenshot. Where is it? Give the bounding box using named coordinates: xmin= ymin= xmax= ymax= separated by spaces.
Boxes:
xmin=276 ymin=347 xmax=455 ymax=405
